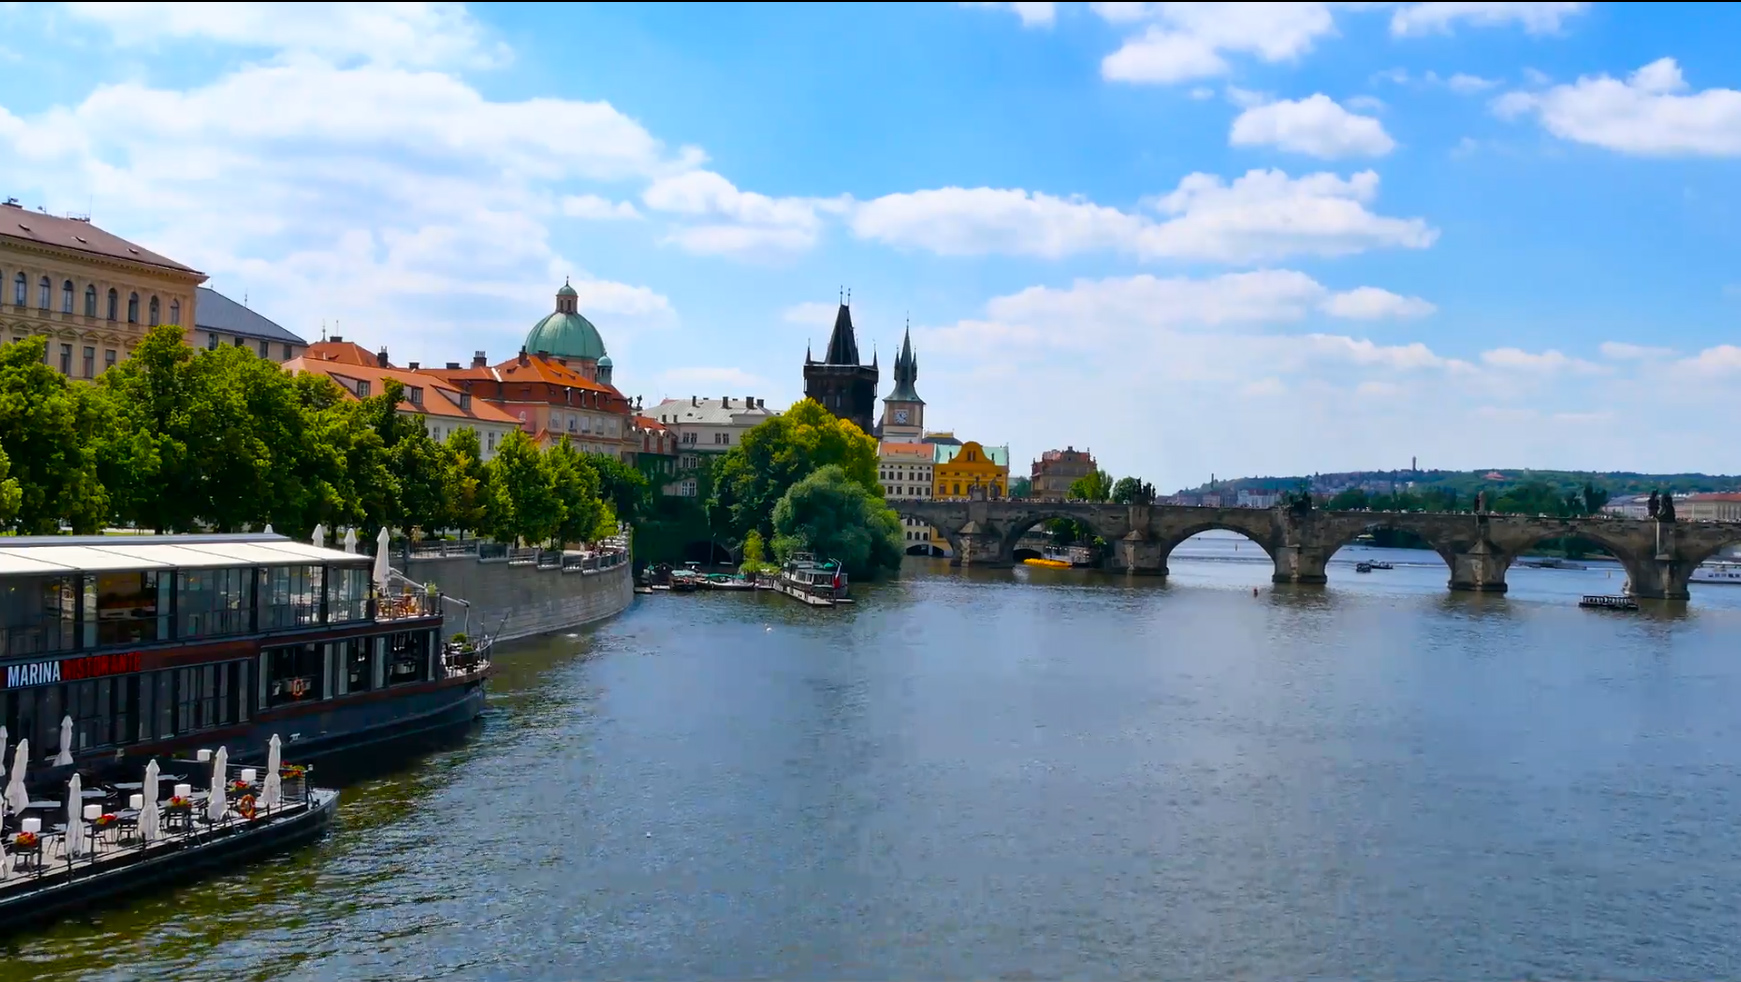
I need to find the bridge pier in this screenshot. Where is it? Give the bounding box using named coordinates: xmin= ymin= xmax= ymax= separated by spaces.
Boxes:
xmin=1624 ymin=557 xmax=1694 ymax=601
xmin=1272 ymin=545 xmax=1328 ymax=585
xmin=1448 ymin=539 xmax=1508 ymax=593
xmin=951 ymin=522 xmax=1009 ymax=568
xmin=1112 ymin=531 xmax=1169 ymax=576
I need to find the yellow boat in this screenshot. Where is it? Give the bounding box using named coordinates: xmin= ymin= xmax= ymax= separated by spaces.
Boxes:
xmin=1023 ymin=557 xmax=1071 ymax=569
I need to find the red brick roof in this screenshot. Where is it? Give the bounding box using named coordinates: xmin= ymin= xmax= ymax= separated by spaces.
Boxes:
xmin=284 ymin=357 xmax=518 ymax=424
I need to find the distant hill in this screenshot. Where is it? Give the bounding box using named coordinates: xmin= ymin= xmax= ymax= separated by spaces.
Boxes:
xmin=1177 ymin=469 xmax=1741 ymax=497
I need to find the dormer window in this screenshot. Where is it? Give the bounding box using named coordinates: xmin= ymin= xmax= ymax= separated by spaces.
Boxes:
xmin=408 ymin=386 xmax=423 ymax=405
xmin=459 ymin=392 xmax=472 ymax=411
xmin=356 ymin=380 xmax=371 ymax=398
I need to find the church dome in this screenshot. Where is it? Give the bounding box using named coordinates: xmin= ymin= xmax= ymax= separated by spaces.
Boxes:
xmin=525 ymin=281 xmax=606 ymax=361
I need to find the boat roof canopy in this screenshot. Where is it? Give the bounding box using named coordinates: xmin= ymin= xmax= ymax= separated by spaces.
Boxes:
xmin=0 ymin=533 xmax=371 ymax=575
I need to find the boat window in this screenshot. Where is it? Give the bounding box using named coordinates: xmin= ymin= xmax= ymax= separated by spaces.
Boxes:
xmin=260 ymin=565 xmax=324 ymax=630
xmin=178 ymin=567 xmax=252 ymax=638
xmin=85 ymin=570 xmax=166 ymax=647
xmin=343 ymin=637 xmax=374 ymax=693
xmin=153 ymin=670 xmax=175 ymax=740
xmin=328 ymin=565 xmax=369 ymax=623
xmin=67 ymin=678 xmax=113 ymax=750
xmin=0 ymin=575 xmax=77 ymax=657
xmin=386 ymin=630 xmax=430 ymax=685
xmin=267 ymin=643 xmax=324 ymax=707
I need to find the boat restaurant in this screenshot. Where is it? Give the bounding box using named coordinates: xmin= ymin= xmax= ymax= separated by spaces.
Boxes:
xmin=0 ymin=534 xmax=442 ymax=769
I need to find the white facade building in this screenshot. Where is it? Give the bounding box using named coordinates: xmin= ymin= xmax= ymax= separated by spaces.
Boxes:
xmin=647 ymin=396 xmax=779 ymax=454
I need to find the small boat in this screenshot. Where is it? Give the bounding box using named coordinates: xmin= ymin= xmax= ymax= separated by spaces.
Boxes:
xmin=1023 ymin=546 xmax=1073 ymax=569
xmin=1368 ymin=561 xmax=1393 ymax=570
xmin=705 ymin=573 xmax=757 ymax=591
xmin=1524 ymin=557 xmax=1588 ymax=570
xmin=1580 ymin=594 xmax=1639 ymax=611
xmin=668 ymin=569 xmax=702 ymax=593
xmin=775 ymin=553 xmax=848 ymax=607
xmin=1355 ymin=561 xmax=1373 ymax=573
xmin=1691 ymin=561 xmax=1741 ymax=585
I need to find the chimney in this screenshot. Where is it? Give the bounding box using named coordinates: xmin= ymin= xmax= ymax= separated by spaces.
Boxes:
xmin=376 ymin=347 xmax=389 ymax=368
xmin=330 ymin=335 xmax=344 ymax=343
xmin=517 ymin=348 xmax=529 ymax=366
xmin=472 ymin=350 xmax=487 ymax=368
xmin=408 ymin=361 xmax=420 ymax=371
xmin=722 ymin=396 xmax=731 ymax=408
xmin=446 ymin=361 xmax=461 ymax=370
xmin=745 ymin=394 xmax=753 ymax=409
xmin=691 ymin=395 xmax=698 ymax=407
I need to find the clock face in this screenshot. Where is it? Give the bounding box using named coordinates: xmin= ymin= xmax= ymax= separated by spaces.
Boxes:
xmin=894 ymin=409 xmax=909 ymax=424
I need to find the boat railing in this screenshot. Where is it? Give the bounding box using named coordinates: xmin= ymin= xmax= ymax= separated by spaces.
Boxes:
xmin=372 ymin=587 xmax=441 ymax=622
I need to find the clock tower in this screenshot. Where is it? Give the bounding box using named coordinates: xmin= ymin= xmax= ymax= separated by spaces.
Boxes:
xmin=879 ymin=325 xmax=924 ymax=441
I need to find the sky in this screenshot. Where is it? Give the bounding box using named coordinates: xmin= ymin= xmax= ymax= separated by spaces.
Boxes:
xmin=3 ymin=1 xmax=1740 ymax=491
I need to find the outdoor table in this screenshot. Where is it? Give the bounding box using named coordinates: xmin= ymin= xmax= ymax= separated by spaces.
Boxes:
xmin=112 ymin=782 xmax=144 ymax=792
xmin=24 ymin=800 xmax=56 ymax=811
xmin=80 ymin=789 xmax=108 ymax=801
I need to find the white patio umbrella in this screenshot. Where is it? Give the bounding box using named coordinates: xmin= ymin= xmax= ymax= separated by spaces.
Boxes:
xmin=373 ymin=527 xmax=392 ymax=592
xmin=263 ymin=523 xmax=274 ymax=534
xmin=207 ymin=746 xmax=229 ymax=823
xmin=261 ymin=734 xmax=283 ymax=811
xmin=312 ymin=524 xmax=326 ymax=548
xmin=343 ymin=527 xmax=358 ymax=554
xmin=64 ymin=773 xmax=87 ymax=859
xmin=3 ymin=740 xmax=27 ymax=814
xmin=53 ymin=715 xmax=73 ymax=766
xmin=139 ymin=759 xmax=163 ymax=843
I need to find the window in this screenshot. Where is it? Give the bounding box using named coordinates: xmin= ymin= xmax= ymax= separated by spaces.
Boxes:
xmin=80 ymin=346 xmax=94 ymax=378
xmin=0 ymin=574 xmax=77 ymax=656
xmin=11 ymin=272 xmax=23 ymax=306
xmin=127 ymin=292 xmax=139 ymax=323
xmin=207 ymin=332 xmax=218 ymax=350
xmin=169 ymin=299 xmax=180 ymax=326
xmin=329 ymin=565 xmax=368 ymax=623
xmin=280 ymin=343 xmax=291 ymax=360
xmin=258 ymin=339 xmax=269 ymax=358
xmin=679 ymin=478 xmax=697 ymax=497
xmin=167 ymin=661 xmax=246 ymax=733
xmin=58 ymin=344 xmax=71 ymax=375
xmin=408 ymin=386 xmax=423 ymax=406
xmin=266 ymin=644 xmax=324 ymax=707
xmin=343 ymin=637 xmax=375 ymax=693
xmin=84 ymin=285 xmax=97 ymax=317
xmin=487 ymin=431 xmax=497 ymax=453
xmin=61 ymin=280 xmax=73 ymax=313
xmin=104 ymin=349 xmax=116 ymax=371
xmin=106 ymin=288 xmax=118 ymax=321
xmin=386 ymin=630 xmax=431 ymax=685
xmin=356 ymin=380 xmax=371 ymax=398
xmin=37 ymin=276 xmax=50 ymax=309
xmin=84 ymin=570 xmax=166 ymax=646
xmin=148 ymin=295 xmax=160 ymax=326
xmin=261 ymin=565 xmax=324 ymax=629
xmin=176 ymin=567 xmax=251 ymax=637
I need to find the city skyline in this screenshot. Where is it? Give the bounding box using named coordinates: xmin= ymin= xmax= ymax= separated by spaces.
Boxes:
xmin=3 ymin=3 xmax=1740 ymax=490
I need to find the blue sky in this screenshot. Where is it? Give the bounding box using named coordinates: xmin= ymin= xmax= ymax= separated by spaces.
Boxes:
xmin=4 ymin=2 xmax=1741 ymax=489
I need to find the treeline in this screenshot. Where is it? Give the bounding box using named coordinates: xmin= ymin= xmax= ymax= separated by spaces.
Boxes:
xmin=1324 ymin=481 xmax=1610 ymax=517
xmin=0 ymin=327 xmax=646 ymax=545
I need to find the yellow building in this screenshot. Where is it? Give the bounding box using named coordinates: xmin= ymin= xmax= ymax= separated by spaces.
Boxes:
xmin=0 ymin=200 xmax=206 ymax=378
xmin=933 ymin=440 xmax=1010 ymax=500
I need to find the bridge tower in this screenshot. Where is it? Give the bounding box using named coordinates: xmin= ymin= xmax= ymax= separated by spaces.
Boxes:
xmin=803 ymin=296 xmax=879 ymax=435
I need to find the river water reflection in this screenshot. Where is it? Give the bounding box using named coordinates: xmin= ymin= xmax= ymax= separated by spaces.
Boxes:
xmin=10 ymin=534 xmax=1741 ymax=980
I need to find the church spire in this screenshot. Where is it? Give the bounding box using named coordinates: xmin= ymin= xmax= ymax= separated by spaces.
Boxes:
xmin=823 ymin=296 xmax=861 ymax=365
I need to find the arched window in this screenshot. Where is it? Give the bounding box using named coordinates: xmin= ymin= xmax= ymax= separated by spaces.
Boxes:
xmin=37 ymin=276 xmax=50 ymax=309
xmin=11 ymin=272 xmax=23 ymax=306
xmin=148 ymin=296 xmax=160 ymax=326
xmin=84 ymin=285 xmax=97 ymax=317
xmin=127 ymin=292 xmax=139 ymax=323
xmin=106 ymin=288 xmax=118 ymax=321
xmin=169 ymin=299 xmax=180 ymax=326
xmin=61 ymin=280 xmax=73 ymax=313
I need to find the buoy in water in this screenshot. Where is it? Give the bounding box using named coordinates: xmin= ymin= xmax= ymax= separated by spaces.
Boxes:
xmin=1252 ymin=587 xmax=1258 ymax=596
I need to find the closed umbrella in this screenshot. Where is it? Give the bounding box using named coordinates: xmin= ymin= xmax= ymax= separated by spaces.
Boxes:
xmin=263 ymin=523 xmax=274 ymax=534
xmin=344 ymin=528 xmax=358 ymax=554
xmin=207 ymin=746 xmax=229 ymax=823
xmin=373 ymin=527 xmax=392 ymax=592
xmin=262 ymin=734 xmax=283 ymax=811
xmin=64 ymin=773 xmax=87 ymax=859
xmin=3 ymin=739 xmax=26 ymax=814
xmin=53 ymin=715 xmax=73 ymax=767
xmin=139 ymin=759 xmax=163 ymax=843
xmin=312 ymin=524 xmax=326 ymax=548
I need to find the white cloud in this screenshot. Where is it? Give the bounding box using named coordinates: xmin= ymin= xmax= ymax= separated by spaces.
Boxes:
xmin=1447 ymin=72 xmax=1500 ymax=93
xmin=1494 ymin=58 xmax=1741 ymax=157
xmin=1674 ymin=345 xmax=1741 ymax=376
xmin=1229 ymin=94 xmax=1397 ymax=158
xmin=1480 ymin=347 xmax=1603 ymax=373
xmin=1319 ymin=286 xmax=1436 ymax=319
xmin=561 ymin=194 xmax=642 ymax=221
xmin=1390 ymin=2 xmax=1589 ymax=37
xmin=962 ymin=1 xmax=1057 ymax=27
xmin=61 ymin=1 xmax=509 ymax=69
xmin=1345 ymin=94 xmax=1386 ymax=112
xmin=1188 ymin=86 xmax=1217 ymax=100
xmin=1098 ymin=2 xmax=1338 ymax=85
xmin=641 ymin=170 xmax=848 ymax=256
xmin=850 ymin=169 xmax=1434 ymax=264
xmin=1599 ymin=341 xmax=1675 ymax=360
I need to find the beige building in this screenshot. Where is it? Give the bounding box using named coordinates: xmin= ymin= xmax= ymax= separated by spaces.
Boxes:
xmin=0 ymin=199 xmax=206 ymax=378
xmin=880 ymin=440 xmax=943 ymax=556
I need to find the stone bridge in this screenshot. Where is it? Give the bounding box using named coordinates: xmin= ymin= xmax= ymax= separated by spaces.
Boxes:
xmin=892 ymin=500 xmax=1741 ymax=600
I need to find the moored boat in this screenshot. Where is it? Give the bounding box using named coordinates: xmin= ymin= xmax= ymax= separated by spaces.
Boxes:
xmin=1355 ymin=561 xmax=1373 ymax=573
xmin=1691 ymin=561 xmax=1741 ymax=585
xmin=0 ymin=533 xmax=488 ymax=779
xmin=774 ymin=553 xmax=848 ymax=607
xmin=1023 ymin=546 xmax=1074 ymax=569
xmin=1580 ymin=594 xmax=1639 ymax=611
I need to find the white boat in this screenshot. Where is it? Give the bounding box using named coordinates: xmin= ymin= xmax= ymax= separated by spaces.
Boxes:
xmin=1692 ymin=561 xmax=1741 ymax=585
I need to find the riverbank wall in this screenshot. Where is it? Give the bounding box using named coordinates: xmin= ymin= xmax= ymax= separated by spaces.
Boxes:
xmin=403 ymin=548 xmax=634 ymax=644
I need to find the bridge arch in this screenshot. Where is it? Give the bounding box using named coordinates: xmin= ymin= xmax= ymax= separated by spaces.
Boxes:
xmin=1157 ymin=521 xmax=1279 ymax=563
xmin=1318 ymin=516 xmax=1458 ymax=573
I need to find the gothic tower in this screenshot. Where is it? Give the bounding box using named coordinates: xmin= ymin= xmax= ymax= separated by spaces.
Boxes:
xmin=879 ymin=324 xmax=924 ymax=441
xmin=803 ymin=298 xmax=879 ymax=434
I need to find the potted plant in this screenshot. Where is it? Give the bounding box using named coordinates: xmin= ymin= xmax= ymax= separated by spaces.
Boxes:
xmin=166 ymin=795 xmax=192 ymax=812
xmin=93 ymin=812 xmax=119 ymax=830
xmin=13 ymin=830 xmax=38 ymax=850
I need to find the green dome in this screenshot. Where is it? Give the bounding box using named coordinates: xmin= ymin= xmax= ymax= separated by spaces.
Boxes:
xmin=526 ymin=281 xmax=606 ymax=361
xmin=597 ymin=355 xmax=612 ymax=368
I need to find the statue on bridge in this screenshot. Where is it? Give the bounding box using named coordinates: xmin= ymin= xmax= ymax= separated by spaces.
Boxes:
xmin=1647 ymin=490 xmax=1661 ymax=519
xmin=1659 ymin=490 xmax=1676 ymax=523
xmin=1475 ymin=490 xmax=1486 ymax=514
xmin=1285 ymin=489 xmax=1313 ymax=516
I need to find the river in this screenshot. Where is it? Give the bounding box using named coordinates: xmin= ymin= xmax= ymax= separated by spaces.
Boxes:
xmin=10 ymin=533 xmax=1741 ymax=980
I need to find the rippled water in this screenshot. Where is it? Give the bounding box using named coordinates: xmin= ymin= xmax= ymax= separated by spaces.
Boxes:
xmin=11 ymin=535 xmax=1741 ymax=980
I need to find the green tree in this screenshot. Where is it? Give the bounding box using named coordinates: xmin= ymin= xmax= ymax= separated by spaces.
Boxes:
xmin=442 ymin=427 xmax=489 ymax=537
xmin=484 ymin=430 xmax=561 ymax=546
xmin=740 ymin=528 xmax=769 ymax=573
xmin=769 ymin=464 xmax=902 ymax=578
xmin=1327 ymin=488 xmax=1370 ymax=511
xmin=710 ymin=398 xmax=881 ymax=543
xmin=1066 ymin=469 xmax=1114 ymax=503
xmin=1009 ymin=476 xmax=1032 ymax=499
xmin=548 ymin=438 xmax=605 ymax=546
xmin=584 ymin=451 xmax=650 ymax=524
xmin=0 ymin=442 xmax=22 ymax=528
xmin=0 ymin=337 xmax=109 ymax=533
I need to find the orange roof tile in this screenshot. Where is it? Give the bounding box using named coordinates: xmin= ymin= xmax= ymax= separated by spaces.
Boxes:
xmin=303 ymin=339 xmax=386 ymax=367
xmin=284 ymin=357 xmax=519 ymax=425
